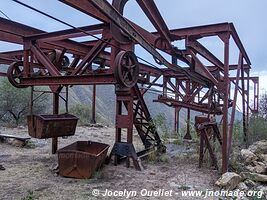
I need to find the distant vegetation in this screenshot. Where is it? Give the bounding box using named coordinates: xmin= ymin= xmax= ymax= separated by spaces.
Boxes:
xmin=0 ymin=78 xmax=48 ymax=127
xmin=68 ymin=103 xmax=109 ymax=126
xmin=231 ymin=91 xmax=267 ymax=148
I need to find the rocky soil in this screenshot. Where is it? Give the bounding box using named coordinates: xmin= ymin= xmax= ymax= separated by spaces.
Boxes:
xmin=216 ymin=140 xmax=267 ymax=199
xmin=0 ymin=126 xmax=218 ymax=200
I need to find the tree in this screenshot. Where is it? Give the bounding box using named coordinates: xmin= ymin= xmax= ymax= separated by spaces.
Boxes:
xmin=0 ymin=78 xmax=48 ymax=126
xmin=259 ymin=92 xmax=267 ymax=119
xmin=246 ymin=91 xmax=267 ymax=144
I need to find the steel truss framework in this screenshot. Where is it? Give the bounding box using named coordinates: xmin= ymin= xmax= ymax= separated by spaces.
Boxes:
xmin=0 ymin=0 xmax=259 ymax=173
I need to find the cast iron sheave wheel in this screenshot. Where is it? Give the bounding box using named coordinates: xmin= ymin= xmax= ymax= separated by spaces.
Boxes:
xmin=114 ymin=51 xmax=139 ymax=88
xmin=48 ymin=50 xmax=70 ymax=69
xmin=7 ymin=61 xmax=28 ymax=88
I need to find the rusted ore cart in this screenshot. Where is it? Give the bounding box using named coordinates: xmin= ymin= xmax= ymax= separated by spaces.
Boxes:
xmin=27 ymin=114 xmax=109 ymax=178
xmin=27 ymin=114 xmax=78 ymax=138
xmin=58 ymin=141 xmax=109 ymax=179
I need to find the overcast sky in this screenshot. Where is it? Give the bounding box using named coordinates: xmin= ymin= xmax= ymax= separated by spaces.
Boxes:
xmin=0 ymin=0 xmax=267 ymax=90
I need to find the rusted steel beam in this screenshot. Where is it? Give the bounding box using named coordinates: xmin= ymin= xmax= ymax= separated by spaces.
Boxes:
xmin=187 ymin=39 xmax=224 ymax=70
xmin=60 ymin=0 xmax=109 ymax=23
xmin=156 ymin=22 xmax=250 ymax=65
xmin=136 ymin=0 xmax=172 ymax=45
xmin=241 ymin=57 xmax=248 ymax=145
xmin=229 ymin=76 xmax=258 ymax=81
xmin=31 ymin=45 xmax=61 ymax=76
xmin=228 ymin=53 xmax=242 ymax=156
xmin=88 ymin=0 xmax=178 ymax=70
xmin=229 ymin=23 xmax=251 ymax=65
xmin=0 ymin=17 xmax=43 ymax=37
xmin=0 ymin=17 xmax=92 ymax=55
xmin=19 ymin=73 xmax=116 ymax=86
xmin=155 ymin=96 xmax=210 ymax=113
xmin=52 ymin=92 xmax=59 ymax=154
xmin=166 ymin=79 xmax=184 ymax=100
xmin=91 ymin=84 xmax=96 ymax=124
xmin=140 ymin=75 xmax=161 ymax=95
xmin=0 ymin=50 xmax=26 ymax=58
xmin=0 ymin=31 xmax=23 ymax=44
xmin=189 ymin=50 xmax=219 ymax=85
xmin=221 ymin=33 xmax=230 ymax=173
xmin=166 ymin=23 xmax=231 ymax=39
xmin=71 ymin=39 xmax=109 ymax=75
xmin=68 ymin=0 xmax=208 ymax=86
xmin=214 ymin=64 xmax=250 ymax=71
xmin=0 ymin=54 xmax=17 ymax=63
xmin=0 ymin=72 xmax=7 ymax=77
xmin=25 ymin=23 xmax=106 ymax=42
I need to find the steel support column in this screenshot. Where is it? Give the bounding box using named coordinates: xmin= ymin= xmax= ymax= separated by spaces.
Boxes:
xmin=52 ymin=92 xmax=59 ymax=154
xmin=222 ymin=33 xmax=230 ymax=173
xmin=228 ymin=53 xmax=242 ymax=156
xmin=91 ymin=84 xmax=96 ymax=124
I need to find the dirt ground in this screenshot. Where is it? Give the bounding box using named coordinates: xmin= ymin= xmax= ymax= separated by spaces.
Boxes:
xmin=0 ymin=126 xmax=218 ymax=200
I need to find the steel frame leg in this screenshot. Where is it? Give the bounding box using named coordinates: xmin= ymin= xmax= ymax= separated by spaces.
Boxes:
xmin=109 ymin=88 xmax=141 ymax=170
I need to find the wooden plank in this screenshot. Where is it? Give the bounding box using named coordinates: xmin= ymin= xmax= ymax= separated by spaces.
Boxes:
xmin=0 ymin=134 xmax=31 ymax=142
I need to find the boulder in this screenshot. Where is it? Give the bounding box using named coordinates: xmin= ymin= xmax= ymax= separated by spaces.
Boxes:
xmin=241 ymin=172 xmax=267 ymax=183
xmin=241 ymin=149 xmax=257 ymax=163
xmin=254 ymin=161 xmax=266 ymax=174
xmin=248 ymin=140 xmax=267 ymax=154
xmin=215 ymin=172 xmax=241 ymax=190
xmin=237 ymin=182 xmax=249 ymax=191
xmin=262 ymin=154 xmax=267 ymax=165
xmin=246 ymin=161 xmax=266 ymax=174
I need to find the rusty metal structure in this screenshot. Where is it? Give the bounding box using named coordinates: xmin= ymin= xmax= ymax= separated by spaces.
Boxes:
xmin=0 ymin=0 xmax=259 ymax=173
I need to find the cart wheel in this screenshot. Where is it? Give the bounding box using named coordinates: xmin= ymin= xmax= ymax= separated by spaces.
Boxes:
xmin=114 ymin=51 xmax=139 ymax=88
xmin=7 ymin=61 xmax=28 ymax=88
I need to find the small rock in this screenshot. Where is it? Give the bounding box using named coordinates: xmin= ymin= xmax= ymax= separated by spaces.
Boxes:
xmin=241 ymin=172 xmax=267 ymax=182
xmin=241 ymin=149 xmax=257 ymax=163
xmin=0 ymin=164 xmax=5 ymax=170
xmin=215 ymin=172 xmax=241 ymax=190
xmin=237 ymin=182 xmax=248 ymax=191
xmin=35 ymin=185 xmax=49 ymax=191
xmin=244 ymin=179 xmax=257 ymax=188
xmin=170 ymin=182 xmax=179 ymax=187
xmin=8 ymin=139 xmax=25 ymax=147
xmin=50 ymin=164 xmax=59 ymax=172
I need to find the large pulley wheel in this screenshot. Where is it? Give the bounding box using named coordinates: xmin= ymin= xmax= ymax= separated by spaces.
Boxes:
xmin=114 ymin=51 xmax=139 ymax=88
xmin=7 ymin=61 xmax=28 ymax=88
xmin=48 ymin=49 xmax=70 ymax=69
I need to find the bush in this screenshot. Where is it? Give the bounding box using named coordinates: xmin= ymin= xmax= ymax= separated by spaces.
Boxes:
xmin=0 ymin=78 xmax=48 ymax=126
xmin=68 ymin=103 xmax=108 ymax=126
xmin=248 ymin=114 xmax=267 ymax=145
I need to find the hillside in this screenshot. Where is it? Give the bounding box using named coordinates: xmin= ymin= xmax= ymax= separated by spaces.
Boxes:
xmin=67 ymin=85 xmax=243 ymax=133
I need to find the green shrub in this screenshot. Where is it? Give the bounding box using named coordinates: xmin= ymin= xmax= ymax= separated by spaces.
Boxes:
xmin=21 ymin=191 xmax=37 ymax=200
xmin=248 ymin=114 xmax=267 ymax=145
xmin=68 ymin=103 xmax=108 ymax=126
